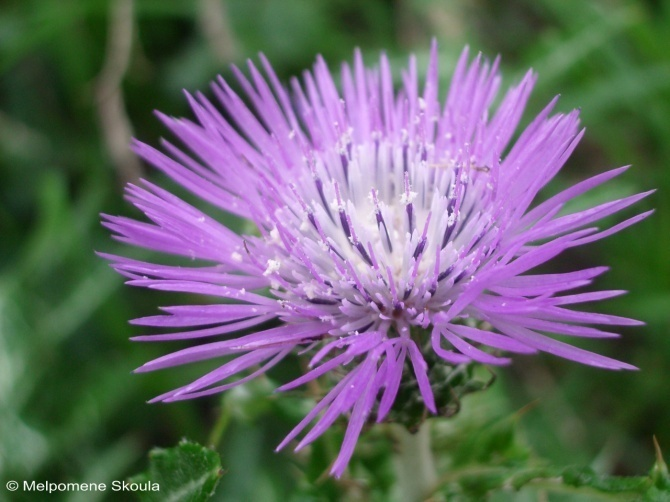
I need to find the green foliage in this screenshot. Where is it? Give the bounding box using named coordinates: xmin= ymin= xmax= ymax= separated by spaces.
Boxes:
xmin=428 ymin=403 xmax=670 ymax=500
xmin=130 ymin=440 xmax=223 ymax=502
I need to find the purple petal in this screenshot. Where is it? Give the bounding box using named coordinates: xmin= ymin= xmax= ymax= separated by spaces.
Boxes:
xmin=407 ymin=340 xmax=437 ymax=413
xmin=491 ymin=320 xmax=637 ymax=370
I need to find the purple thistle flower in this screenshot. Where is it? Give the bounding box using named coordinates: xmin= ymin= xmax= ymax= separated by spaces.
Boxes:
xmin=103 ymin=42 xmax=652 ymax=477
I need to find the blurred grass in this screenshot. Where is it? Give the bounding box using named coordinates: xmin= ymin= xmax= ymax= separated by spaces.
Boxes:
xmin=0 ymin=0 xmax=667 ymax=500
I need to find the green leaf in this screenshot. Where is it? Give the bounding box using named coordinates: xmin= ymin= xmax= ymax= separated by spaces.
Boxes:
xmin=129 ymin=440 xmax=223 ymax=502
xmin=510 ymin=467 xmax=561 ymax=491
xmin=562 ymin=465 xmax=649 ymax=493
xmin=651 ymin=437 xmax=670 ymax=492
xmin=458 ymin=470 xmax=507 ymax=498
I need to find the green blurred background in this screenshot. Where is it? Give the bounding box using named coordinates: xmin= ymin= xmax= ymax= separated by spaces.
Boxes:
xmin=0 ymin=0 xmax=667 ymax=500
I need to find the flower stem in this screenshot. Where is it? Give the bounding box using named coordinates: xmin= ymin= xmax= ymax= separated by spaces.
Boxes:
xmin=208 ymin=399 xmax=231 ymax=449
xmin=392 ymin=422 xmax=437 ymax=502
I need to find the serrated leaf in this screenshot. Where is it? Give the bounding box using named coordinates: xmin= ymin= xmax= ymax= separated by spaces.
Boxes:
xmin=129 ymin=440 xmax=223 ymax=502
xmin=562 ymin=465 xmax=653 ymax=496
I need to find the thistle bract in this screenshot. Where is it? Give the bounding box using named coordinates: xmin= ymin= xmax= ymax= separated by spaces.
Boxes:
xmin=103 ymin=42 xmax=651 ymax=477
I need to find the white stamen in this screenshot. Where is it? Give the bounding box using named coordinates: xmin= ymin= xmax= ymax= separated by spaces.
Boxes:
xmin=400 ymin=191 xmax=417 ymax=205
xmin=303 ymin=282 xmax=318 ymax=299
xmin=263 ymin=259 xmax=281 ymax=276
xmin=330 ymin=198 xmax=344 ymax=211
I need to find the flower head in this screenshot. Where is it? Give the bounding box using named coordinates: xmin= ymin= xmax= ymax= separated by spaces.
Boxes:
xmin=103 ymin=42 xmax=651 ymax=477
